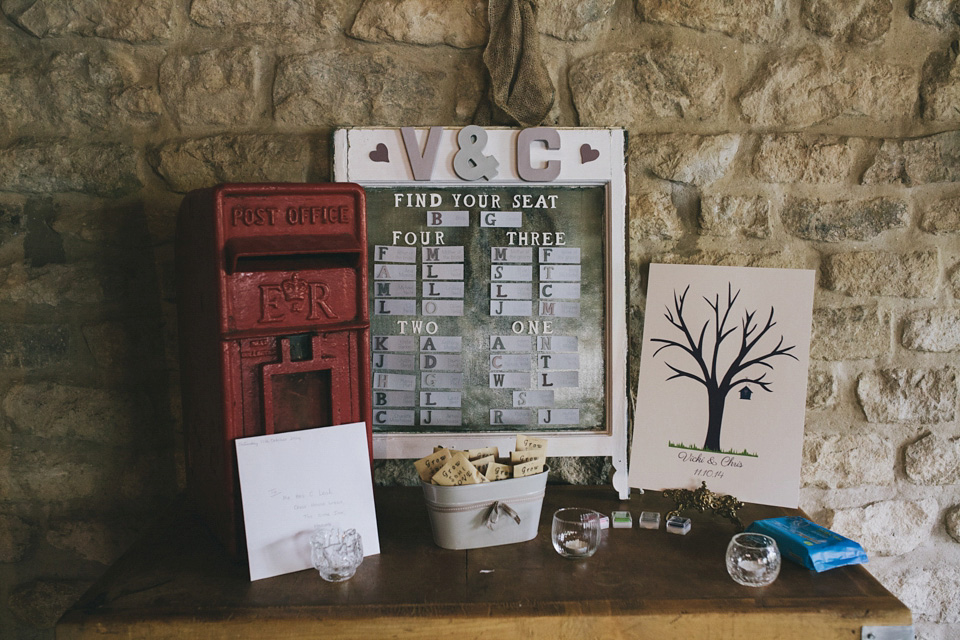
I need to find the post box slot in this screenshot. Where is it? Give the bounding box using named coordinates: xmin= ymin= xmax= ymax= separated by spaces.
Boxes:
xmin=232 ymin=253 xmax=360 ymax=274
xmin=225 ymin=236 xmax=362 ymax=274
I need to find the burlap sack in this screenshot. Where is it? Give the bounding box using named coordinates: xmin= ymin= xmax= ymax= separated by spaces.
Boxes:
xmin=478 ymin=0 xmax=555 ymax=127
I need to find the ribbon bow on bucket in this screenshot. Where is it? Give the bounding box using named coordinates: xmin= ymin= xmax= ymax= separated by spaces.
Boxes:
xmin=485 ymin=501 xmax=522 ymax=530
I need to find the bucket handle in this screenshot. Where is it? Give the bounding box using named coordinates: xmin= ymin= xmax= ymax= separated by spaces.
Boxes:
xmin=484 ymin=501 xmax=522 ymax=530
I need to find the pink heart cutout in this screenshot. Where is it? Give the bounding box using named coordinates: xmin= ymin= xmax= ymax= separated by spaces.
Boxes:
xmin=369 ymin=143 xmax=389 ymax=163
xmin=580 ymin=144 xmax=600 ymax=164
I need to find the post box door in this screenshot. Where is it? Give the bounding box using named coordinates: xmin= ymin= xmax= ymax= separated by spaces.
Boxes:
xmin=260 ymin=333 xmax=361 ymax=434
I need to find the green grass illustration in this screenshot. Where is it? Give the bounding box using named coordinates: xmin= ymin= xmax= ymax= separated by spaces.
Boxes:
xmin=668 ymin=441 xmax=759 ymax=458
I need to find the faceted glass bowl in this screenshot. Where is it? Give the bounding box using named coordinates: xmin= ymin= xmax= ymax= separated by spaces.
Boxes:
xmin=725 ymin=532 xmax=781 ymax=587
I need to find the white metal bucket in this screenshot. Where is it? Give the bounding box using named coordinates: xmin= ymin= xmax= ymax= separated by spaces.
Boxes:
xmin=420 ymin=470 xmax=548 ymax=550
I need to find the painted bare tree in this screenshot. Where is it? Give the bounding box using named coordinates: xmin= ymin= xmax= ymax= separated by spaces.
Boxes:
xmin=651 ymin=283 xmax=797 ymax=453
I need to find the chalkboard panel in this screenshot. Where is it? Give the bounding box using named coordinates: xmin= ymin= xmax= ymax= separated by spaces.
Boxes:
xmin=334 ymin=127 xmax=629 ymax=498
xmin=366 ymin=185 xmax=606 ymax=433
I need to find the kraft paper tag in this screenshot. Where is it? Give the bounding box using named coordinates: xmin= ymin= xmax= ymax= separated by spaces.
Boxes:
xmin=415 ymin=449 xmax=454 ymax=483
xmin=510 ymin=450 xmax=546 ymax=464
xmin=484 ymin=462 xmax=513 ymax=481
xmin=467 ymin=446 xmax=500 ymax=460
xmin=471 ymin=454 xmax=496 ymax=473
xmin=434 ymin=446 xmax=465 ymax=454
xmin=433 ymin=453 xmax=485 ymax=486
xmin=513 ymin=459 xmax=545 ymax=478
xmin=516 ymin=434 xmax=547 ymax=452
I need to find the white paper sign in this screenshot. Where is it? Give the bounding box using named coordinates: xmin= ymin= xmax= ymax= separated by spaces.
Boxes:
xmin=235 ymin=422 xmax=380 ymax=581
xmin=629 ymin=264 xmax=815 ymax=508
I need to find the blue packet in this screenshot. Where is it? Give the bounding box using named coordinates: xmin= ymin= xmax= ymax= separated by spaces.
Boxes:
xmin=746 ymin=516 xmax=868 ymax=572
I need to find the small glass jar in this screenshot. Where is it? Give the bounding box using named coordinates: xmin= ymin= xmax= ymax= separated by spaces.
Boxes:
xmin=551 ymin=508 xmax=602 ymax=559
xmin=310 ymin=525 xmax=363 ymax=582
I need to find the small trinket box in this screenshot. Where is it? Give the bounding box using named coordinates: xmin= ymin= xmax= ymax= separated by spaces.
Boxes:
xmin=611 ymin=511 xmax=633 ymax=529
xmin=598 ymin=514 xmax=610 ymax=530
xmin=638 ymin=511 xmax=660 ymax=530
xmin=666 ymin=516 xmax=691 ymax=535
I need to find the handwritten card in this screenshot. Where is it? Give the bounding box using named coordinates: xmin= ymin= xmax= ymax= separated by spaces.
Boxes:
xmin=235 ymin=422 xmax=380 ymax=581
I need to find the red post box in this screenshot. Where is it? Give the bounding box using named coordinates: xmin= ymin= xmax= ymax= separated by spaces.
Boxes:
xmin=175 ymin=183 xmax=370 ymax=556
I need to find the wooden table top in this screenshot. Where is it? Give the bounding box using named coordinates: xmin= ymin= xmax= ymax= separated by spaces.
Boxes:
xmin=56 ymin=485 xmax=911 ymax=639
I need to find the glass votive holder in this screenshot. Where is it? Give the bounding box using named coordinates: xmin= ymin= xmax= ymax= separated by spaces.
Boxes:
xmin=551 ymin=508 xmax=602 ymax=559
xmin=310 ymin=525 xmax=363 ymax=582
xmin=725 ymin=532 xmax=781 ymax=587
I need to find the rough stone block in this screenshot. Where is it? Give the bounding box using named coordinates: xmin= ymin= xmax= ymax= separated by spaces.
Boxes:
xmin=698 ymin=194 xmax=770 ymax=238
xmin=12 ymin=0 xmax=174 ymax=41
xmin=538 ymin=0 xmax=616 ymax=41
xmin=46 ymin=519 xmax=133 ymax=565
xmin=904 ymin=432 xmax=960 ymax=485
xmin=3 ymin=382 xmax=143 ymax=445
xmin=822 ymin=251 xmax=939 ymax=298
xmin=570 ymin=46 xmax=725 ymax=129
xmin=801 ymin=0 xmax=892 ymax=44
xmin=635 ymin=0 xmax=786 ymax=42
xmin=0 ymin=19 xmax=20 ymax=64
xmin=802 ymin=433 xmax=895 ymax=488
xmin=373 ymin=459 xmax=419 ymax=486
xmin=857 ymin=368 xmax=957 ymax=423
xmin=633 ymin=134 xmax=740 ymax=187
xmin=951 ymin=262 xmax=960 ymax=298
xmin=829 ymin=498 xmax=938 ymax=556
xmin=49 ymin=199 xmax=151 ymax=250
xmin=920 ymin=197 xmax=960 ymax=233
xmin=0 ymin=323 xmax=69 ymax=369
xmin=810 ymin=305 xmax=890 ymax=360
xmin=739 ymin=48 xmax=916 ymax=127
xmin=656 ymin=249 xmax=815 ymax=271
xmin=903 ymin=309 xmax=960 ymax=352
xmin=151 ymin=135 xmax=310 ymax=193
xmin=912 ymin=0 xmax=959 ymax=27
xmin=781 ymin=198 xmax=906 ymax=242
xmin=8 ymin=580 xmax=88 ymax=629
xmin=752 ymin=134 xmax=861 ymax=183
xmin=350 ymin=0 xmax=487 ymax=48
xmin=3 ymin=448 xmax=119 ymax=503
xmin=548 ymin=456 xmax=609 ymax=484
xmin=1 ymin=198 xmax=26 ymax=262
xmin=0 ymin=514 xmax=32 ymax=563
xmin=274 ymin=50 xmax=465 ymax=126
xmin=946 ymin=504 xmax=960 ymax=543
xmin=159 ymin=47 xmax=262 ymax=128
xmin=921 ymin=44 xmax=960 ymax=122
xmin=878 ymin=565 xmax=960 ymax=623
xmin=807 ymin=368 xmax=838 ymax=409
xmin=190 ymin=0 xmax=349 ymax=35
xmin=0 ymin=142 xmax=140 ymax=197
xmin=863 ymin=131 xmax=960 ymax=185
xmin=0 ymin=262 xmax=132 ymax=306
xmin=628 ymin=180 xmax=682 ymax=241
xmin=0 ymin=50 xmax=161 ymax=137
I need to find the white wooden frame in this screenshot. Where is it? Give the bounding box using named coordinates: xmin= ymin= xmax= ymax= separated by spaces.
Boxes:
xmin=334 ymin=127 xmax=629 ymax=498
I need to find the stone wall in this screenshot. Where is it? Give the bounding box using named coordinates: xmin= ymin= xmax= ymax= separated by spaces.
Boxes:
xmin=1 ymin=0 xmax=959 ymax=637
